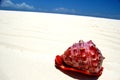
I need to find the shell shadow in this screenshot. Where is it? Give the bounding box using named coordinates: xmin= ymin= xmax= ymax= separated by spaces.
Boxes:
xmin=55 ymin=66 xmax=99 ymax=80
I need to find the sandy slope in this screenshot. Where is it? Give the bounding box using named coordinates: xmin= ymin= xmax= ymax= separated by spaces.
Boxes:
xmin=0 ymin=10 xmax=120 ymax=80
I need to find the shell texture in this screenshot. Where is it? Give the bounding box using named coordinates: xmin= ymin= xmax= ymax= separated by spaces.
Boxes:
xmin=55 ymin=40 xmax=105 ymax=76
xmin=62 ymin=40 xmax=105 ymax=74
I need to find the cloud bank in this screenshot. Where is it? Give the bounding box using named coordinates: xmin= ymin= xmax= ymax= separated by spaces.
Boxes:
xmin=0 ymin=0 xmax=78 ymax=14
xmin=54 ymin=7 xmax=77 ymax=14
xmin=1 ymin=0 xmax=34 ymax=10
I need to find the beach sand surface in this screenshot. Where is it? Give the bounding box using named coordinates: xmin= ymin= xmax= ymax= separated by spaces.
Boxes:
xmin=0 ymin=10 xmax=120 ymax=80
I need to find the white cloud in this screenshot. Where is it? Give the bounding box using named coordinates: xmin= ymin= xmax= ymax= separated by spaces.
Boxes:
xmin=1 ymin=0 xmax=34 ymax=10
xmin=54 ymin=7 xmax=77 ymax=13
xmin=1 ymin=0 xmax=14 ymax=7
xmin=16 ymin=2 xmax=34 ymax=10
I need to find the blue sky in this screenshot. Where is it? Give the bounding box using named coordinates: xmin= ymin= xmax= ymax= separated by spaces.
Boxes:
xmin=0 ymin=0 xmax=120 ymax=19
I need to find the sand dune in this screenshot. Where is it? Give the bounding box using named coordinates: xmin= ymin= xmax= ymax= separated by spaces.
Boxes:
xmin=0 ymin=10 xmax=120 ymax=80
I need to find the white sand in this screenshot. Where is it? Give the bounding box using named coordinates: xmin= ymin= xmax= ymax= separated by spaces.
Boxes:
xmin=0 ymin=10 xmax=120 ymax=80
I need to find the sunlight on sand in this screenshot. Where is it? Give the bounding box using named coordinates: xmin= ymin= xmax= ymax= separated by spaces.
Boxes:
xmin=0 ymin=10 xmax=120 ymax=80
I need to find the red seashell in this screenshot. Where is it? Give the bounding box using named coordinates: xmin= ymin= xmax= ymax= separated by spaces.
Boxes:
xmin=55 ymin=40 xmax=105 ymax=76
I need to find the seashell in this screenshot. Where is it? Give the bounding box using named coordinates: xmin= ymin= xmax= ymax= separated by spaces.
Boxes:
xmin=55 ymin=40 xmax=105 ymax=76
